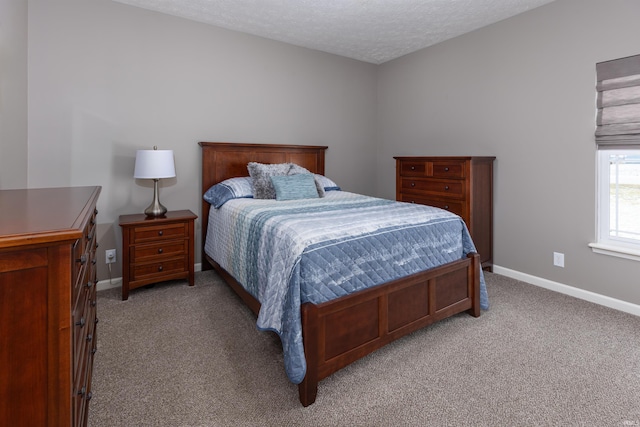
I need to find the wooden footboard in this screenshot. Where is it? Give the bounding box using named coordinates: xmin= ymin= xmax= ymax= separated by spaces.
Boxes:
xmin=208 ymin=252 xmax=480 ymax=407
xmin=298 ymin=252 xmax=480 ymax=406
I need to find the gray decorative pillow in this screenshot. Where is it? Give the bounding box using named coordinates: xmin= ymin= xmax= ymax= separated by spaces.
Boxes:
xmin=247 ymin=162 xmax=295 ymax=199
xmin=247 ymin=162 xmax=328 ymax=199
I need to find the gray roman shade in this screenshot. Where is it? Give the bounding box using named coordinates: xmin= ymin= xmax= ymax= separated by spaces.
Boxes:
xmin=596 ymin=54 xmax=640 ymax=147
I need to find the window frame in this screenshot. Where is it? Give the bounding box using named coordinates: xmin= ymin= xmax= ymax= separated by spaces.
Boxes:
xmin=590 ymin=148 xmax=640 ymax=261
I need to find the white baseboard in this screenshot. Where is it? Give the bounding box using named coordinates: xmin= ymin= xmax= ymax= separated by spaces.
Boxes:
xmin=492 ymin=265 xmax=640 ymax=317
xmin=97 ymin=278 xmax=121 ymax=292
xmin=97 ymin=263 xmax=203 ymax=292
xmin=98 ymin=262 xmax=639 ymax=317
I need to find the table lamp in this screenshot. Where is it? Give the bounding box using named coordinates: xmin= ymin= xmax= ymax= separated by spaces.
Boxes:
xmin=134 ymin=146 xmax=176 ymax=217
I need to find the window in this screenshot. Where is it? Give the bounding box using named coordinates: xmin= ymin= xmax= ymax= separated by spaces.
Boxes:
xmin=591 ymin=54 xmax=640 ymax=260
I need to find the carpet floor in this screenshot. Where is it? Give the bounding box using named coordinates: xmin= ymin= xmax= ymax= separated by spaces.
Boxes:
xmin=88 ymin=271 xmax=640 ymax=426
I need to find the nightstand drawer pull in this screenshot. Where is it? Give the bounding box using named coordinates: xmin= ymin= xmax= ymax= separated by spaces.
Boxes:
xmin=444 ymin=205 xmax=449 ymax=209
xmin=158 ymin=230 xmax=163 ymax=236
xmin=410 ymin=166 xmax=415 ymax=170
xmin=158 ymin=265 xmax=163 ymax=271
xmin=444 ymin=167 xmax=449 ymax=171
xmin=444 ymin=186 xmax=449 ymax=190
xmin=86 ymin=333 xmax=93 ymax=342
xmin=92 ymin=258 xmax=97 ymax=265
xmin=77 ymin=255 xmax=87 ymax=265
xmin=158 ymin=248 xmax=163 ymax=254
xmin=410 ymin=182 xmax=415 ymax=187
xmin=86 ymin=392 xmax=93 ymax=401
xmin=76 ymin=318 xmax=85 ymax=328
xmin=86 ymin=281 xmax=93 ymax=289
xmin=78 ymin=387 xmax=86 ymax=397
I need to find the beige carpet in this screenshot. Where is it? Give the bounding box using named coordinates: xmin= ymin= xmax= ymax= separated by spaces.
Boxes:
xmin=89 ymin=271 xmax=640 ymax=426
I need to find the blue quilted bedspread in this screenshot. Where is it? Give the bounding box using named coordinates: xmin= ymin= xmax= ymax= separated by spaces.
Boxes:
xmin=205 ymin=191 xmax=488 ymax=384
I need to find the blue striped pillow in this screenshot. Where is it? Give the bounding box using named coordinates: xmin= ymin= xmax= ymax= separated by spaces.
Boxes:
xmin=203 ymin=177 xmax=254 ymax=208
xmin=270 ymin=174 xmax=320 ymax=201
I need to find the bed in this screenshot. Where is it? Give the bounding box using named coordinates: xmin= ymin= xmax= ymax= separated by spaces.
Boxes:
xmin=199 ymin=142 xmax=486 ymax=406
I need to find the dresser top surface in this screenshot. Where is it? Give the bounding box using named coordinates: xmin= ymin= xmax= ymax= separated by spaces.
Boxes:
xmin=0 ymin=186 xmax=101 ymax=248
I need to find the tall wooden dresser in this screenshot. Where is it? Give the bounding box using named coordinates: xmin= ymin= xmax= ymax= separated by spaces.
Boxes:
xmin=395 ymin=156 xmax=495 ymax=270
xmin=0 ymin=186 xmax=101 ymax=427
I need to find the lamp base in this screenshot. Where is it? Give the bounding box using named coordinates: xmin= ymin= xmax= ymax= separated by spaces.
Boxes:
xmin=144 ymin=179 xmax=168 ymax=217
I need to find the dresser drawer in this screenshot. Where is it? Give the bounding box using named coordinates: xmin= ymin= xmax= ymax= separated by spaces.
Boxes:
xmin=72 ymin=286 xmax=91 ymax=371
xmin=73 ymin=313 xmax=96 ymax=427
xmin=400 ymin=195 xmax=465 ymax=217
xmin=400 ymin=178 xmax=465 ymax=198
xmin=432 ymin=161 xmax=465 ymax=178
xmin=130 ymin=223 xmax=187 ymax=244
xmin=399 ymin=161 xmax=428 ymax=176
xmin=130 ymin=258 xmax=187 ymax=282
xmin=130 ymin=240 xmax=187 ymax=263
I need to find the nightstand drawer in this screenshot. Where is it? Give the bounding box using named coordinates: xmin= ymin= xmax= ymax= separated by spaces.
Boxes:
xmin=130 ymin=223 xmax=187 ymax=243
xmin=400 ymin=178 xmax=465 ymax=198
xmin=130 ymin=258 xmax=187 ymax=281
xmin=131 ymin=240 xmax=187 ymax=263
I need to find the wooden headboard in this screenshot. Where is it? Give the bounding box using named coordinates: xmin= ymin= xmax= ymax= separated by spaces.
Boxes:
xmin=198 ymin=142 xmax=328 ymax=270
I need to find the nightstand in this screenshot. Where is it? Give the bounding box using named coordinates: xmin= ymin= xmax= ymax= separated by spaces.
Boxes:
xmin=119 ymin=210 xmax=197 ymax=300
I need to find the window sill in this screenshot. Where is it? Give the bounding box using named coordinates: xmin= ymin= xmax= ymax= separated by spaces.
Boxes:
xmin=589 ymin=242 xmax=640 ymax=262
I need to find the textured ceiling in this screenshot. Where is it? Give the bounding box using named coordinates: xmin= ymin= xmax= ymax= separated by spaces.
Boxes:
xmin=113 ymin=0 xmax=556 ymax=64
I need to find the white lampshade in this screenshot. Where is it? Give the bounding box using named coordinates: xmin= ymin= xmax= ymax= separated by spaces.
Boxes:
xmin=134 ymin=149 xmax=176 ymax=179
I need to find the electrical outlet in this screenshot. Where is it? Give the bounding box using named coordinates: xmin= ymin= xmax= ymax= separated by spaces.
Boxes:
xmin=106 ymin=249 xmax=116 ymax=264
xmin=553 ymin=252 xmax=564 ymax=268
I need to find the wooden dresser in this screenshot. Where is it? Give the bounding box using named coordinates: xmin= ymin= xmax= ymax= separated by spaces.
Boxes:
xmin=0 ymin=186 xmax=101 ymax=427
xmin=395 ymin=156 xmax=495 ymax=270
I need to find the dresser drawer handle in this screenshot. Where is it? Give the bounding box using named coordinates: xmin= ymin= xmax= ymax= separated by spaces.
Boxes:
xmin=92 ymin=258 xmax=97 ymax=265
xmin=158 ymin=248 xmax=163 ymax=254
xmin=86 ymin=333 xmax=93 ymax=342
xmin=92 ymin=347 xmax=98 ymax=355
xmin=77 ymin=255 xmax=87 ymax=265
xmin=158 ymin=230 xmax=163 ymax=236
xmin=86 ymin=281 xmax=93 ymax=289
xmin=410 ymin=166 xmax=415 ymax=170
xmin=91 ymin=218 xmax=96 ymax=226
xmin=444 ymin=205 xmax=449 ymax=209
xmin=158 ymin=265 xmax=163 ymax=272
xmin=410 ymin=182 xmax=415 ymax=187
xmin=78 ymin=387 xmax=86 ymax=397
xmin=91 ymin=300 xmax=97 ymax=307
xmin=86 ymin=233 xmax=94 ymax=241
xmin=86 ymin=392 xmax=93 ymax=401
xmin=444 ymin=186 xmax=449 ymax=190
xmin=76 ymin=318 xmax=85 ymax=328
xmin=94 ymin=208 xmax=98 ymax=215
xmin=95 ymin=316 xmax=99 ymax=324
xmin=444 ymin=167 xmax=449 ymax=171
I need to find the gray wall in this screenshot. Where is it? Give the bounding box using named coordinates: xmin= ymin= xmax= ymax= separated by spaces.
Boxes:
xmin=6 ymin=0 xmax=640 ymax=307
xmin=0 ymin=0 xmax=28 ymax=189
xmin=25 ymin=0 xmax=377 ymax=279
xmin=377 ymin=0 xmax=640 ymax=305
